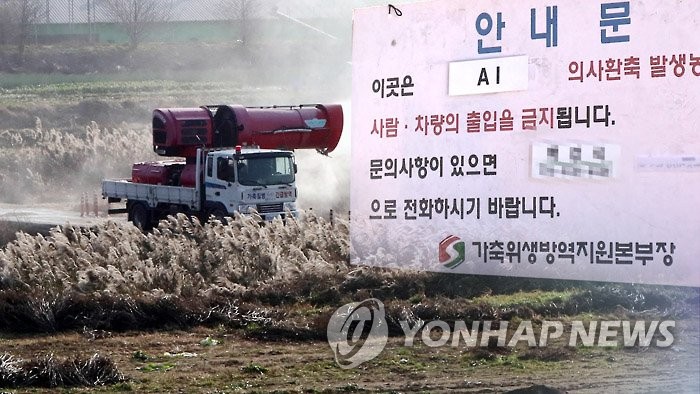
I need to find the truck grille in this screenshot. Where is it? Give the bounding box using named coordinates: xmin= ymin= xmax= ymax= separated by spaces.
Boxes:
xmin=256 ymin=203 xmax=283 ymax=214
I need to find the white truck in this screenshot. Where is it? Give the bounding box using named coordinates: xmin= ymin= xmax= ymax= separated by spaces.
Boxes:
xmin=102 ymin=104 xmax=343 ymax=230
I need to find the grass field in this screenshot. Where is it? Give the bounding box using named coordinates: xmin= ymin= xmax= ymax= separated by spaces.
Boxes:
xmin=0 ymin=213 xmax=697 ymax=392
xmin=0 ymin=75 xmax=285 ymax=107
xmin=1 ymin=318 xmax=697 ymax=393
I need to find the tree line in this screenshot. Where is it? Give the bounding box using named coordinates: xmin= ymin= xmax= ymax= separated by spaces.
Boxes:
xmin=0 ymin=0 xmax=260 ymax=62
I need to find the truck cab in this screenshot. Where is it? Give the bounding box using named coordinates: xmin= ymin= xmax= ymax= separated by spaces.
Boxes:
xmin=204 ymin=147 xmax=297 ymax=220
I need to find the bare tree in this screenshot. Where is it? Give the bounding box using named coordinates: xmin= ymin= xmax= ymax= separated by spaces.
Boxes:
xmin=215 ymin=0 xmax=261 ymax=48
xmin=1 ymin=0 xmax=43 ymax=62
xmin=100 ymin=0 xmax=170 ymax=50
xmin=0 ymin=3 xmax=13 ymax=46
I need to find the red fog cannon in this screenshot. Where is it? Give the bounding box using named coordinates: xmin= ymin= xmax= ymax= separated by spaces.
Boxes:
xmin=132 ymin=104 xmax=343 ymax=187
xmin=151 ymin=104 xmax=343 ymax=157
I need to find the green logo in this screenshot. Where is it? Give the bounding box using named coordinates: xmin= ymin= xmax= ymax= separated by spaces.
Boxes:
xmin=439 ymin=235 xmax=465 ymax=269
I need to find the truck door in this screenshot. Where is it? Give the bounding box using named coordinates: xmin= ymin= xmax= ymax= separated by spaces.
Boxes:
xmin=204 ymin=155 xmax=237 ymax=213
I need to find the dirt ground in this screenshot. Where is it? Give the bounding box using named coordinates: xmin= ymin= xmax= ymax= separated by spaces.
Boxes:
xmin=0 ymin=203 xmax=122 ymax=247
xmin=1 ymin=317 xmax=698 ymax=393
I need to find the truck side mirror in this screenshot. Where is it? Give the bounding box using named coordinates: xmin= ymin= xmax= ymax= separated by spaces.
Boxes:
xmin=294 ymin=163 xmax=298 ymax=174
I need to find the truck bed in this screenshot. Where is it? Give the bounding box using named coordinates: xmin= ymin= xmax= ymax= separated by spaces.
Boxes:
xmin=102 ymin=180 xmax=199 ymax=209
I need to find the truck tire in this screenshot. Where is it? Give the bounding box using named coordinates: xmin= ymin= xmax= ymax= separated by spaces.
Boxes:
xmin=203 ymin=201 xmax=229 ymax=223
xmin=130 ymin=203 xmax=153 ymax=231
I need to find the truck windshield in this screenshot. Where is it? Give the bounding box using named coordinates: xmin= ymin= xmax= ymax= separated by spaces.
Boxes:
xmin=236 ymin=155 xmax=295 ymax=186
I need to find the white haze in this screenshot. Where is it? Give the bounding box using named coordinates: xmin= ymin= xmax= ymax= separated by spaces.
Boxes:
xmin=0 ymin=1 xmax=426 ymax=210
xmin=294 ymin=100 xmax=351 ymax=214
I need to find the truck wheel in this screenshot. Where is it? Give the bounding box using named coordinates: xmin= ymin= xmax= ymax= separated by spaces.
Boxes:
xmin=131 ymin=203 xmax=152 ymax=231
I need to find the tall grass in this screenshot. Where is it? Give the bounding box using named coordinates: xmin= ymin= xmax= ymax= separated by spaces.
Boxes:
xmin=0 ymin=221 xmax=52 ymax=248
xmin=0 ymin=222 xmax=22 ymax=247
xmin=0 ymin=212 xmax=352 ymax=332
xmin=0 ymin=353 xmax=124 ymax=388
xmin=0 ymin=212 xmax=348 ymax=298
xmin=0 ymin=211 xmax=693 ymax=335
xmin=0 ymin=119 xmax=155 ymax=203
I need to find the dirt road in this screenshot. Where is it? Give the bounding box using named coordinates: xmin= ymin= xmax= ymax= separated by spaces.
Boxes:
xmin=1 ymin=318 xmax=698 ymax=393
xmin=0 ymin=202 xmax=125 ymax=246
xmin=0 ymin=202 xmax=120 ymax=227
